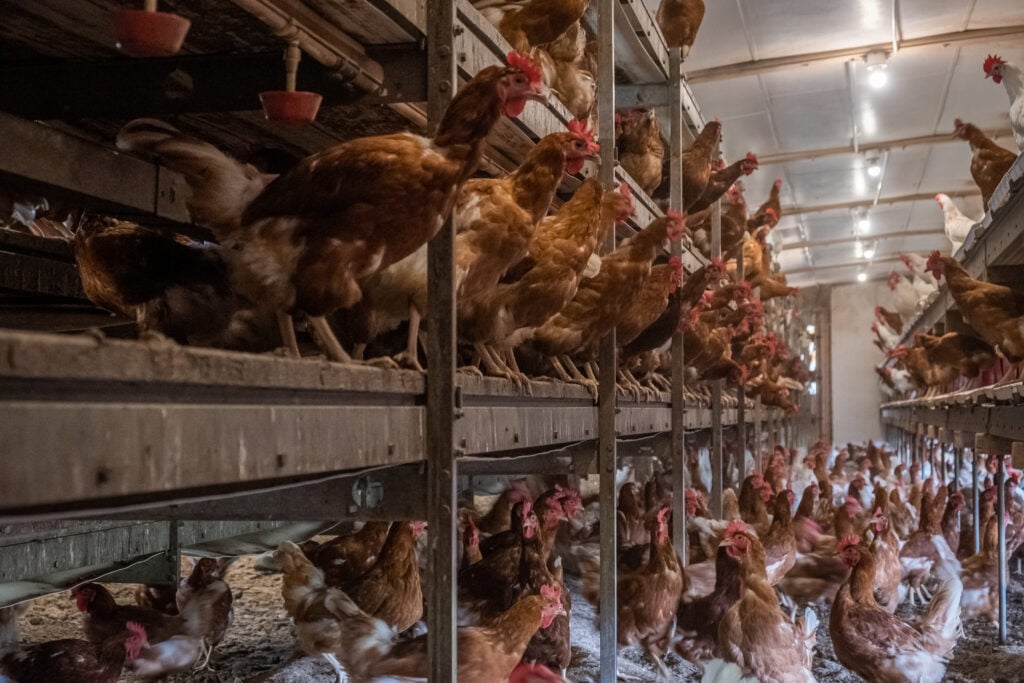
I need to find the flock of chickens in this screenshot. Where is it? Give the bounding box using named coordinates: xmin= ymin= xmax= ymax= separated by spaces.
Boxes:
xmin=0 ymin=0 xmax=815 ymax=409
xmin=3 ymin=439 xmax=1022 ymax=682
xmin=874 ymin=54 xmax=1024 ymax=401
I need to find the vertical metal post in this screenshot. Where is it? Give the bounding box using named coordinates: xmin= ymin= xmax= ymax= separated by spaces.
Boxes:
xmin=597 ymin=1 xmax=618 ymax=679
xmin=754 ymin=400 xmax=763 ymax=471
xmin=426 ymin=4 xmax=458 ymax=680
xmin=972 ymin=447 xmax=981 ymax=554
xmin=668 ymin=46 xmax=687 ymax=560
xmin=997 ymin=452 xmax=1007 ymax=644
xmin=710 ymin=181 xmax=723 ymax=518
xmin=736 ymin=238 xmax=747 ymax=481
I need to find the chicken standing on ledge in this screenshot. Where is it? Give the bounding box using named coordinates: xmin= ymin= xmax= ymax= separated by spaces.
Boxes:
xmin=983 ymin=54 xmax=1024 ymax=149
xmin=656 ymin=0 xmax=705 ymax=56
xmin=953 ymin=118 xmax=1017 ymax=208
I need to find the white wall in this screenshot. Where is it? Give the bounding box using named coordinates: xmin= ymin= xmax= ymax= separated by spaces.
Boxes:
xmin=830 ymin=281 xmax=888 ymax=443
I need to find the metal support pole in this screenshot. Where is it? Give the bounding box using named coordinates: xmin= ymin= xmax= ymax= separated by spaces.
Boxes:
xmin=710 ymin=165 xmax=724 ymax=517
xmin=597 ymin=1 xmax=618 ymax=679
xmin=972 ymin=447 xmax=981 ymax=554
xmin=754 ymin=400 xmax=763 ymax=471
xmin=997 ymin=452 xmax=1007 ymax=644
xmin=668 ymin=46 xmax=687 ymax=560
xmin=425 ymin=4 xmax=458 ymax=679
xmin=736 ymin=242 xmax=747 ymax=481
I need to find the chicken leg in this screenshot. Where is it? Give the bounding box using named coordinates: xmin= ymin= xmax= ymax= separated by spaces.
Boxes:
xmin=277 ymin=310 xmax=301 ymax=358
xmin=321 ymin=652 xmax=347 ymax=682
xmin=308 ymin=315 xmax=352 ymax=363
xmin=393 ymin=305 xmax=425 ymax=372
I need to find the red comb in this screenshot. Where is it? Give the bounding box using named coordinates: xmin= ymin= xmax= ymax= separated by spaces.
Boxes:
xmin=667 ymin=209 xmax=684 ymax=222
xmin=126 ymin=621 xmax=146 ymax=638
xmin=954 ymin=117 xmax=965 ymax=129
xmin=838 ymin=534 xmax=861 ymax=551
xmin=765 ymin=207 xmax=777 ymax=219
xmin=617 ymin=181 xmax=631 ymax=196
xmin=567 ymin=118 xmax=599 ymax=152
xmin=745 ymin=152 xmax=758 ymax=164
xmin=506 ymin=51 xmax=543 ymax=85
xmin=983 ymin=54 xmax=1006 ymax=74
xmin=657 ymin=505 xmax=671 ymax=522
xmin=725 ymin=520 xmax=748 ymax=537
xmin=540 ymin=584 xmax=561 ymax=601
xmin=522 ymin=499 xmax=533 ymax=515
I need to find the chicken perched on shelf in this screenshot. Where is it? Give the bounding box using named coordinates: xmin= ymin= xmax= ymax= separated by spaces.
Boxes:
xmin=532 ymin=21 xmax=595 ymax=119
xmin=73 ymin=216 xmax=269 ymax=349
xmin=137 ymin=55 xmax=544 ymax=364
xmin=927 ymin=251 xmax=1024 ymax=382
xmin=688 ymin=154 xmax=759 ymax=214
xmin=953 ymin=118 xmax=1018 ymax=207
xmin=887 ymin=271 xmax=923 ymax=321
xmin=936 ymin=193 xmax=978 ymax=254
xmin=494 ymin=0 xmax=591 ymax=53
xmin=617 ymin=108 xmax=664 ymax=195
xmin=579 ymin=506 xmax=685 ymax=678
xmin=0 ymin=622 xmax=144 ymax=683
xmin=750 ymin=178 xmax=784 ymax=229
xmin=830 ymin=535 xmax=963 ymax=683
xmin=656 ymin=0 xmax=705 ymax=56
xmin=458 ymin=180 xmax=635 ymax=384
xmin=711 ymin=521 xmax=818 ymax=683
xmin=960 ymin=512 xmax=1004 ymax=623
xmin=983 ymin=54 xmax=1024 ymax=149
xmin=674 ymin=120 xmax=722 ymax=210
xmin=531 ymin=213 xmax=687 ymax=392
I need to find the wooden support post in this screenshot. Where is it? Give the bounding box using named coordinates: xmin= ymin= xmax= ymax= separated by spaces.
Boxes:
xmin=735 ymin=232 xmax=747 ymax=481
xmin=425 ymin=3 xmax=458 ymax=679
xmin=669 ymin=46 xmax=687 ymax=560
xmin=998 ymin=452 xmax=1008 ymax=644
xmin=597 ymin=1 xmax=618 ymax=679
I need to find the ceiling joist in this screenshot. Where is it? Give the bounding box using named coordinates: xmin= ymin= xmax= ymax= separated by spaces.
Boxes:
xmin=781 ymin=228 xmax=945 ymax=251
xmin=783 ymin=190 xmax=980 ymax=217
xmin=785 ymin=254 xmax=905 ymax=275
xmin=758 ymin=129 xmax=1014 ymax=166
xmin=686 ymin=24 xmax=1024 ymax=83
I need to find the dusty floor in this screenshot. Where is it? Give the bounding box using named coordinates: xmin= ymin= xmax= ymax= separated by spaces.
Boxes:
xmin=11 ymin=556 xmax=1024 ymax=682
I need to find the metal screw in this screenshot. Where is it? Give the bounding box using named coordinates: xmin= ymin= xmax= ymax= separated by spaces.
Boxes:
xmin=438 ymin=80 xmax=452 ymax=93
xmin=439 ymin=46 xmax=451 ymax=58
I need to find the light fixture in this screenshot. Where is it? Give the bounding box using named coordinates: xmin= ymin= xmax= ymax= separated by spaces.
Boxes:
xmin=865 ymin=50 xmax=889 ymax=89
xmin=863 ymin=243 xmax=876 ymax=259
xmin=866 ymin=156 xmax=882 ymax=178
xmin=805 ymin=324 xmax=816 ymax=335
xmin=856 ymin=208 xmax=870 ymax=233
xmin=857 ymin=271 xmax=868 ymax=283
xmin=854 ymin=240 xmax=864 ymax=258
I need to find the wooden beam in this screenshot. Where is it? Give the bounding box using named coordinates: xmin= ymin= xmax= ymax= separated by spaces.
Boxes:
xmin=784 ymin=190 xmax=981 ymax=217
xmin=686 ymin=25 xmax=1024 ymax=83
xmin=785 ymin=254 xmax=904 ymax=275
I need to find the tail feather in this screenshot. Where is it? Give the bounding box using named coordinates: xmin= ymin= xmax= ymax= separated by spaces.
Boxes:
xmin=571 ymin=544 xmax=601 ymax=606
xmin=930 ymin=534 xmax=962 ymax=582
xmin=116 ymin=118 xmax=268 ymax=236
xmin=916 ymin=577 xmax=963 ymax=657
xmin=700 ymin=659 xmax=758 ymax=683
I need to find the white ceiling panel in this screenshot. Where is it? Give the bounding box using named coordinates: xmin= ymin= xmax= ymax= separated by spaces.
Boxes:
xmin=655 ymin=0 xmax=1024 ymax=285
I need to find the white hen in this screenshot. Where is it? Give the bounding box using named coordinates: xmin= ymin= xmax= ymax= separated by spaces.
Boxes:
xmin=984 ymin=54 xmax=1024 ymax=150
xmin=935 ymin=193 xmax=978 ymax=255
xmin=887 ymin=272 xmax=920 ymax=320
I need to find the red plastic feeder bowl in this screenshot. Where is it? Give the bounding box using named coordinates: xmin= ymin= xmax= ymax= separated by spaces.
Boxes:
xmin=113 ymin=8 xmax=191 ymax=57
xmin=259 ymin=91 xmax=323 ymax=125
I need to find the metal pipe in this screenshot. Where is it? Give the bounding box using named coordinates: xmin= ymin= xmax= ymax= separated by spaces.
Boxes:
xmin=997 ymin=453 xmax=1007 ymax=643
xmin=685 ymin=25 xmax=1024 ymax=83
xmin=230 ymin=0 xmax=386 ymax=93
xmin=710 ymin=151 xmax=724 ymax=517
xmin=597 ymin=0 xmax=618 ymax=678
xmin=871 ymin=150 xmax=890 ymax=208
xmin=846 ymin=62 xmax=859 ymax=155
xmin=669 ymin=46 xmax=687 ymax=561
xmin=973 ymin=448 xmax=981 ymax=554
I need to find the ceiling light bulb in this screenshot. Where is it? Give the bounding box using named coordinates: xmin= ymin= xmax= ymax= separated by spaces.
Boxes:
xmin=867 ymin=162 xmax=882 ymax=177
xmin=858 ymin=216 xmax=870 ymax=233
xmin=868 ymin=70 xmax=888 ymax=89
xmin=854 ymin=240 xmax=864 ymax=258
xmin=806 ymin=324 xmax=816 ymax=335
xmin=857 ymin=272 xmax=868 ymax=283
xmin=863 ymin=246 xmax=876 ymax=259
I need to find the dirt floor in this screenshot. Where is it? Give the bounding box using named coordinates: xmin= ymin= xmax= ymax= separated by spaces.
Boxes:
xmin=11 ymin=556 xmax=1024 ymax=682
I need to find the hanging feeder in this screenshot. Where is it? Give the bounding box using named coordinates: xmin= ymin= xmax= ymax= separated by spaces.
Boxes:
xmin=113 ymin=0 xmax=191 ymax=58
xmin=259 ymin=41 xmax=322 ymax=125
